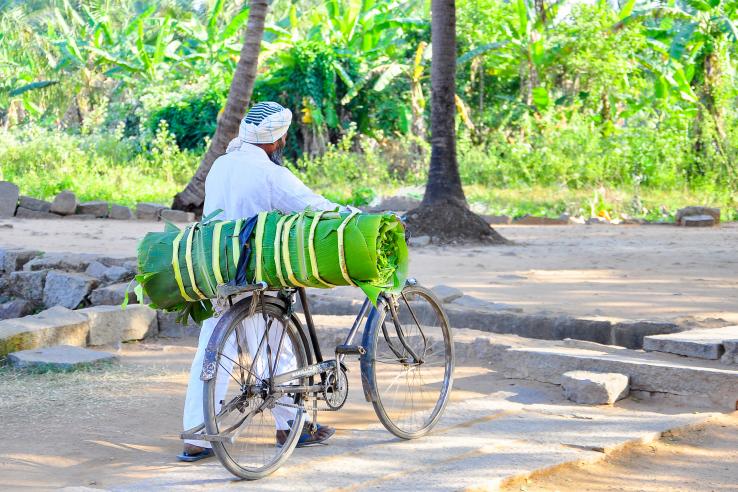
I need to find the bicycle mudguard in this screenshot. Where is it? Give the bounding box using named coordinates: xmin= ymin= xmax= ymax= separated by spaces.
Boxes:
xmin=359 ymin=298 xmax=385 ymax=403
xmin=200 ymin=294 xmax=299 ymax=381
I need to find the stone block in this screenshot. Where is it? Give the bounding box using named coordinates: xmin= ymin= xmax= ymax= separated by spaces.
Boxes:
xmin=8 ymin=345 xmax=117 ymax=370
xmin=721 ymin=340 xmax=738 ymax=365
xmin=561 ymin=370 xmax=630 ymax=405
xmin=0 ymin=181 xmax=19 ymax=217
xmin=43 ymin=271 xmax=98 ymax=309
xmin=14 ymin=207 xmax=62 ymax=219
xmin=18 ymin=196 xmax=52 ymax=212
xmin=482 ymin=215 xmax=512 ymax=225
xmin=643 ymin=326 xmax=738 ymax=360
xmin=431 ymin=284 xmax=464 ymax=304
xmin=109 ymin=204 xmax=134 ymax=220
xmin=157 ymin=310 xmax=201 ymax=338
xmin=80 ymin=304 xmax=158 ymax=345
xmin=24 ymin=253 xmax=98 ymax=272
xmin=0 ymin=299 xmax=34 ymax=320
xmin=49 ymin=190 xmax=79 ymax=215
xmin=676 ymin=206 xmax=720 ymax=225
xmin=160 ymin=209 xmax=195 ymax=223
xmin=0 ymin=306 xmax=90 ymax=356
xmin=610 ymin=321 xmax=682 ymax=349
xmin=89 ymin=282 xmax=135 ymax=306
xmin=76 ymin=200 xmax=109 ymax=218
xmin=9 ymin=270 xmax=48 ymax=302
xmin=136 ymin=202 xmax=167 ymax=220
xmin=63 ymin=214 xmax=96 ymax=220
xmin=681 ymin=215 xmax=715 ymax=227
xmin=513 ymin=215 xmax=568 ymax=225
xmin=85 ymin=262 xmax=131 ymax=283
xmin=0 ymin=248 xmax=42 ymax=273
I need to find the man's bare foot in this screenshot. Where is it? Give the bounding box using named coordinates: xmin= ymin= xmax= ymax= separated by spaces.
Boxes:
xmin=184 ymin=443 xmax=206 ymax=455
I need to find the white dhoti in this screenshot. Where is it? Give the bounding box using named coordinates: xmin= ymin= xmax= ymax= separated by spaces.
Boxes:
xmin=183 ymin=307 xmax=299 ymax=448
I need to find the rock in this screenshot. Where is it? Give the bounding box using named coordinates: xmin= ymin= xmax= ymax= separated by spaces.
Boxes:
xmin=84 ymin=261 xmax=130 ymax=282
xmin=136 ymin=202 xmax=167 ymax=221
xmin=89 ymin=282 xmax=136 ymax=306
xmin=568 ymin=216 xmax=586 ymax=225
xmin=451 ymin=295 xmax=497 ymax=310
xmin=0 ymin=306 xmax=90 ymax=356
xmin=431 ymin=284 xmax=464 ymax=303
xmin=157 ymin=310 xmax=201 ymax=338
xmin=721 ymin=340 xmax=738 ymax=365
xmin=513 ymin=215 xmax=568 ymax=225
xmin=8 ymin=345 xmax=117 ymax=370
xmin=14 ymin=207 xmax=62 ymax=219
xmin=0 ymin=248 xmax=42 ymax=273
xmin=643 ymin=326 xmax=738 ymax=360
xmin=76 ymin=200 xmax=109 ymax=218
xmin=586 ymin=217 xmax=609 ymax=225
xmin=18 ymin=196 xmax=52 ymax=212
xmin=561 ymin=371 xmax=630 ymax=405
xmin=109 ymin=204 xmax=134 ymax=220
xmin=95 ymin=256 xmax=137 ymax=268
xmin=482 ymin=215 xmax=512 ymax=225
xmin=9 ymin=270 xmax=49 ymax=302
xmin=43 ymin=271 xmax=98 ymax=309
xmin=408 ymin=235 xmax=431 ymax=247
xmin=681 ymin=215 xmax=715 ymax=227
xmin=676 ymin=206 xmax=720 ymax=225
xmin=160 ymin=209 xmax=195 ymax=223
xmin=49 ymin=190 xmax=79 ymax=215
xmin=63 ymin=214 xmax=96 ymax=220
xmin=0 ymin=299 xmax=34 ymax=320
xmin=80 ymin=304 xmax=158 ymax=345
xmin=24 ymin=253 xmax=98 ymax=272
xmin=0 ymin=181 xmax=19 ymax=217
xmin=610 ymin=321 xmax=682 ymax=350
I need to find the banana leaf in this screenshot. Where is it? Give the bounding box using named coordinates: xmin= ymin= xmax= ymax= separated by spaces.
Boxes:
xmin=136 ymin=211 xmax=408 ymax=322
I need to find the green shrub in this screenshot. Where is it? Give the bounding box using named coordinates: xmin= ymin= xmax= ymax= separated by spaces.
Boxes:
xmin=147 ymin=89 xmax=225 ymax=150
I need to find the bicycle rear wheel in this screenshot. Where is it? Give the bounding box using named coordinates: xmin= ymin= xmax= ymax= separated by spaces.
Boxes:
xmin=203 ymin=297 xmax=310 ymax=480
xmin=362 ymin=284 xmax=454 ymax=439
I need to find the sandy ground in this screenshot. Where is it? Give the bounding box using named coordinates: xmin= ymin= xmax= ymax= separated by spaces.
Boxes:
xmin=2 ymin=218 xmax=737 ymax=324
xmin=502 ymin=412 xmax=738 ymax=492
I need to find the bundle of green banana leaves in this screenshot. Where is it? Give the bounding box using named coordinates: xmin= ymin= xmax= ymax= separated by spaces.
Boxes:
xmin=135 ymin=210 xmax=408 ymax=322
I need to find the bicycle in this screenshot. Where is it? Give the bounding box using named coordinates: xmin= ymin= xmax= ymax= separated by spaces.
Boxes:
xmin=181 ymin=278 xmax=454 ymax=480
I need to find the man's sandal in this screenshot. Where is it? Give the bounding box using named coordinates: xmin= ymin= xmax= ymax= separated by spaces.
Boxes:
xmin=277 ymin=420 xmax=336 ymax=448
xmin=177 ymin=448 xmax=214 ymax=462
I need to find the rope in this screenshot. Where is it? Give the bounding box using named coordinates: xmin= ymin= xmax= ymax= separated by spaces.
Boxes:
xmin=171 ymin=229 xmax=196 ymax=302
xmin=307 ymin=211 xmax=336 ymax=288
xmin=337 ymin=211 xmax=360 ymax=287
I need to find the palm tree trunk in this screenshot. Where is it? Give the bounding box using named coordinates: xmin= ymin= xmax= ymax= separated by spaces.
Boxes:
xmin=172 ymin=0 xmax=269 ymax=213
xmin=422 ymin=0 xmax=467 ymax=208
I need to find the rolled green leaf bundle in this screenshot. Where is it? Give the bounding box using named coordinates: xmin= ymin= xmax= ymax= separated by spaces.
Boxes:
xmin=136 ymin=211 xmax=408 ymax=322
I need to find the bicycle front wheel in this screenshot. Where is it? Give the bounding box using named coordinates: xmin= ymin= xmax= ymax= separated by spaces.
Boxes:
xmin=203 ymin=297 xmax=310 ymax=480
xmin=363 ymin=284 xmax=454 ymax=439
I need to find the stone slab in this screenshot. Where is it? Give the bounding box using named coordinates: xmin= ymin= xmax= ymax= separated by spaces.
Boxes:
xmin=89 ymin=282 xmax=136 ymax=306
xmin=682 ymin=214 xmax=715 ymax=227
xmin=156 ymin=310 xmax=201 ymax=338
xmin=80 ymin=304 xmax=158 ymax=345
xmin=643 ymin=326 xmax=738 ymax=360
xmin=49 ymin=190 xmax=78 ymax=215
xmin=14 ymin=207 xmax=62 ymax=219
xmin=611 ymin=320 xmax=683 ymax=349
xmin=0 ymin=248 xmax=42 ymax=273
xmin=0 ymin=181 xmax=19 ymax=217
xmin=76 ymin=200 xmax=109 ymax=218
xmin=8 ymin=345 xmax=117 ymax=370
xmin=561 ymin=370 xmax=630 ymax=405
xmin=136 ymin=202 xmax=167 ymax=221
xmin=514 ymin=215 xmax=568 ymax=225
xmin=24 ymin=253 xmax=99 ymax=272
xmin=0 ymin=299 xmax=34 ymax=320
xmin=722 ymin=340 xmax=738 ymax=365
xmin=8 ymin=270 xmax=48 ymax=302
xmin=431 ymin=284 xmax=464 ymax=303
xmin=43 ymin=271 xmax=98 ymax=309
xmin=0 ymin=306 xmax=89 ymax=356
xmin=160 ymin=209 xmax=195 ymax=223
xmin=676 ymin=206 xmax=720 ymax=225
xmin=109 ymin=204 xmax=134 ymax=220
xmin=18 ymin=196 xmax=51 ymax=212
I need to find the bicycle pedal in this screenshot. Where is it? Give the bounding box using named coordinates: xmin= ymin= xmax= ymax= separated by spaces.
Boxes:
xmin=335 ymin=344 xmax=366 ymax=356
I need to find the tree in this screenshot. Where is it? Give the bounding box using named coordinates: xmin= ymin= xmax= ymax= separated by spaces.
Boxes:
xmin=172 ymin=0 xmax=269 ymax=213
xmin=405 ymin=0 xmax=506 ymax=244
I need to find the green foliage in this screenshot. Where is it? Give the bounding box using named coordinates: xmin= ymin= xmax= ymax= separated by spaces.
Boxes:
xmin=147 ymin=89 xmax=225 ymax=150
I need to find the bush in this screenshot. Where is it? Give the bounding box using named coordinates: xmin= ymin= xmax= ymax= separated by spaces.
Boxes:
xmin=147 ymin=89 xmax=225 ymax=150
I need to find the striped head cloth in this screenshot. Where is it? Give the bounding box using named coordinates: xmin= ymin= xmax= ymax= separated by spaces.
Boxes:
xmin=226 ymin=101 xmax=292 ymax=153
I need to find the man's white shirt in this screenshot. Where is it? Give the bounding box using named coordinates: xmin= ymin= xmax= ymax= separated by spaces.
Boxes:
xmin=203 ymin=143 xmax=340 ymax=220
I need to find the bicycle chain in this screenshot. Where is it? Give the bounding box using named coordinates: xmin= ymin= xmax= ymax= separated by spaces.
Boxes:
xmin=274 ymin=396 xmax=342 ymax=412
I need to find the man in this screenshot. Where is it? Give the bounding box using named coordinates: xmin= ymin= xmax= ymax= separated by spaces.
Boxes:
xmin=179 ymin=101 xmax=339 ymax=462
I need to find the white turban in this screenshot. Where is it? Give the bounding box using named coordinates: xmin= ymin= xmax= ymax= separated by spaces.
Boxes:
xmin=226 ymin=101 xmax=292 ymax=153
